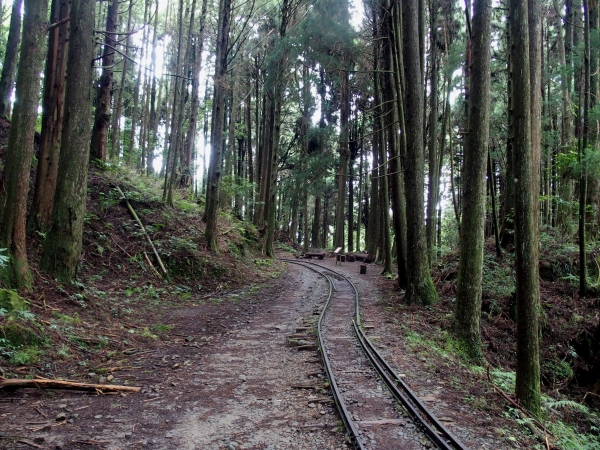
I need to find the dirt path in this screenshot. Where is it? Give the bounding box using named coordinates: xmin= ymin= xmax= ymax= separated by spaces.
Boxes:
xmin=0 ymin=258 xmax=537 ymax=449
xmin=1 ymin=264 xmax=346 ymax=449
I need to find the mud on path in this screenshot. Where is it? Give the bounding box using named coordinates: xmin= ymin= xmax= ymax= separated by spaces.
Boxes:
xmin=1 ymin=257 xmax=536 ymax=449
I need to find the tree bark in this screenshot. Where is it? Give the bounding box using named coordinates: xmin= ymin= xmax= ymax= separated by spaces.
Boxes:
xmin=109 ymin=0 xmax=133 ymax=161
xmin=333 ymin=71 xmax=350 ymax=251
xmin=426 ymin=0 xmax=440 ymax=264
xmin=41 ymin=0 xmax=95 ymax=282
xmin=402 ymin=0 xmax=438 ymax=305
xmin=28 ymin=0 xmax=69 ymax=233
xmin=453 ymin=0 xmax=492 ymax=362
xmin=204 ymin=0 xmax=232 ymax=252
xmin=510 ymin=0 xmax=541 ymax=415
xmin=382 ymin=0 xmax=407 ymax=287
xmin=90 ymin=0 xmax=118 ymax=162
xmin=0 ymin=0 xmax=49 ymax=287
xmin=312 ymin=195 xmax=322 ymax=247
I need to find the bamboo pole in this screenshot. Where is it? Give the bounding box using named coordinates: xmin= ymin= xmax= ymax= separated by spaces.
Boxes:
xmin=115 ymin=186 xmax=168 ymax=276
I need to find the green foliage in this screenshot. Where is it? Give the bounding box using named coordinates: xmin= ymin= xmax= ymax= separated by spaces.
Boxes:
xmin=0 ymin=248 xmax=8 ymax=268
xmin=9 ymin=347 xmax=42 ymax=365
xmin=542 ymin=398 xmax=600 ymax=450
xmin=98 ymin=188 xmax=122 ymax=212
xmin=254 ymin=259 xmax=273 ymax=267
xmin=542 ymin=358 xmax=574 ymax=386
xmin=439 ymin=210 xmax=460 ymax=252
xmin=153 ymin=324 xmax=174 ymax=333
xmin=482 ymin=253 xmax=515 ymax=298
xmin=0 ymin=289 xmax=28 ymax=312
xmin=139 ymin=327 xmax=158 ymax=340
xmin=276 ymin=242 xmax=296 ymax=253
xmin=556 ymin=146 xmax=600 ymax=180
xmin=490 ymin=369 xmax=516 ymax=392
xmin=220 ymin=175 xmax=256 ymax=204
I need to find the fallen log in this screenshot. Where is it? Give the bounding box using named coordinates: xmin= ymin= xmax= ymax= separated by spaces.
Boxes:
xmin=0 ymin=376 xmax=141 ymax=393
xmin=347 ymin=253 xmax=375 ymax=263
xmin=304 ymin=252 xmax=326 ymax=260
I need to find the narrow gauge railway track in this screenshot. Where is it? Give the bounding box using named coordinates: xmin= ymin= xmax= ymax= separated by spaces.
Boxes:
xmin=282 ymin=259 xmax=468 ymax=450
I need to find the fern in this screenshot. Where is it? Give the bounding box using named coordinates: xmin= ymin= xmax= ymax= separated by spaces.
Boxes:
xmin=544 ymin=398 xmax=590 ymax=414
xmin=490 ymin=370 xmax=516 ymax=392
xmin=0 ymin=248 xmax=8 ymax=268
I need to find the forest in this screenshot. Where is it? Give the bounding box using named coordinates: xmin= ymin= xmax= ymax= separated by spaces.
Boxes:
xmin=0 ymin=0 xmax=600 ymax=447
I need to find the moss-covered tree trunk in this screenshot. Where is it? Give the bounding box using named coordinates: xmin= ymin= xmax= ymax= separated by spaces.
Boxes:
xmin=28 ymin=0 xmax=69 ymax=233
xmin=401 ymin=0 xmax=438 ymax=305
xmin=41 ymin=0 xmax=95 ymax=282
xmin=0 ymin=0 xmax=22 ymax=118
xmin=0 ymin=0 xmax=49 ymax=288
xmin=453 ymin=0 xmax=492 ymax=362
xmin=510 ymin=0 xmax=541 ymax=415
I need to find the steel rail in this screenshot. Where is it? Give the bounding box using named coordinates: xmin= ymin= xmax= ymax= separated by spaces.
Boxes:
xmin=352 ymin=321 xmax=466 ymax=450
xmin=282 ymin=259 xmax=365 ymax=449
xmin=281 ymin=259 xmax=468 ymax=450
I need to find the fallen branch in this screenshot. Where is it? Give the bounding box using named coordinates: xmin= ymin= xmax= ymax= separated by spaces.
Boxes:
xmin=114 ymin=186 xmax=168 ymax=276
xmin=0 ymin=376 xmax=141 ymax=394
xmin=143 ymin=251 xmax=163 ymax=279
xmin=17 ymin=440 xmax=43 ymax=449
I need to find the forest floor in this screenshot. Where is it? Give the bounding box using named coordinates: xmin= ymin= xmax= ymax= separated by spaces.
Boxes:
xmin=0 ymin=154 xmax=599 ymax=448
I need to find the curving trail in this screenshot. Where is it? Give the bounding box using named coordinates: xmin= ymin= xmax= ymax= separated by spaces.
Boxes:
xmin=283 ymin=259 xmax=468 ymax=450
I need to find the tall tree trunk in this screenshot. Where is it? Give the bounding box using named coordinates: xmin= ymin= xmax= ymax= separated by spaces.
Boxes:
xmin=579 ymin=0 xmax=591 ymax=296
xmin=41 ymin=0 xmax=95 ymax=282
xmin=28 ymin=0 xmax=69 ymax=233
xmin=366 ymin=139 xmax=380 ymax=256
xmin=510 ymin=0 xmax=541 ymax=415
xmin=333 ymin=71 xmax=350 ymax=251
xmin=554 ymin=0 xmax=574 ymax=232
xmin=0 ymin=0 xmax=22 ymax=118
xmin=312 ymin=195 xmax=321 ymax=247
xmin=402 ymin=0 xmax=438 ymax=305
xmin=290 ymin=190 xmax=299 ymax=243
xmin=383 ymin=0 xmax=407 ymax=286
xmin=109 ymin=0 xmax=133 ymax=161
xmin=426 ymin=0 xmax=440 ymax=264
xmin=452 ymin=0 xmax=492 ymax=362
xmin=204 ymin=0 xmax=232 ymax=252
xmin=529 ymin=0 xmax=542 ymax=236
xmin=183 ymin=0 xmax=208 ymax=186
xmin=0 ymin=0 xmax=48 ymax=287
xmin=90 ymin=0 xmax=118 ymax=162
xmin=127 ymin=0 xmax=148 ymax=167
xmin=500 ymin=23 xmax=515 ymax=247
xmin=146 ymin=0 xmax=160 ymax=174
xmin=165 ymin=0 xmax=185 ymax=206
